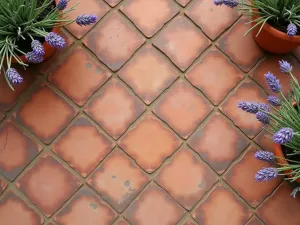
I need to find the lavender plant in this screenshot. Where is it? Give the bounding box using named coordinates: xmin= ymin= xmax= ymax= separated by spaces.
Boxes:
xmin=0 ymin=0 xmax=97 ymax=90
xmin=214 ymin=0 xmax=300 ymax=37
xmin=238 ymin=60 xmax=300 ymax=198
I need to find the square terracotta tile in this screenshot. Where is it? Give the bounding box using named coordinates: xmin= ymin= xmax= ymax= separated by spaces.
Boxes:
xmin=257 ymin=182 xmax=300 ymax=225
xmin=175 ymin=0 xmax=191 ymax=7
xmin=183 ymin=220 xmax=197 ymax=225
xmin=254 ymin=130 xmax=274 ymax=153
xmin=246 ymin=217 xmax=264 ymax=225
xmin=104 ymin=0 xmax=122 ymax=7
xmin=153 ymin=15 xmax=211 ymax=71
xmin=87 ymin=149 xmax=149 ymax=212
xmin=64 ymin=0 xmax=110 ymax=39
xmin=118 ymin=114 xmax=182 ymax=173
xmin=0 ymin=120 xmax=42 ymax=181
xmin=155 ymin=147 xmax=218 ymax=209
xmin=186 ymin=48 xmax=244 ymax=105
xmin=153 ymin=80 xmax=213 ymax=139
xmin=0 ymin=191 xmax=43 ymax=225
xmin=120 ymin=0 xmax=179 ymax=37
xmin=49 ymin=47 xmax=111 ymax=106
xmin=219 ymin=79 xmax=268 ymax=138
xmin=185 ymin=0 xmax=240 ymax=40
xmin=192 ymin=184 xmax=252 ymax=225
xmin=52 ymin=116 xmax=115 ymax=177
xmin=188 ymin=112 xmax=249 ymax=174
xmin=0 ymin=177 xmax=7 ymax=195
xmin=54 ymin=187 xmax=117 ymax=225
xmin=224 ymin=145 xmax=282 ymax=207
xmin=116 ymin=218 xmax=131 ymax=225
xmin=83 ymin=12 xmax=145 ymax=71
xmin=124 ymin=183 xmax=185 ymax=225
xmin=16 ymin=154 xmax=82 ymax=217
xmin=118 ymin=45 xmax=179 ymax=104
xmin=84 ymin=79 xmax=146 ymax=139
xmin=0 ymin=112 xmax=5 ymax=122
xmin=217 ymin=17 xmax=264 ymax=72
xmin=14 ymin=84 xmax=78 ymax=144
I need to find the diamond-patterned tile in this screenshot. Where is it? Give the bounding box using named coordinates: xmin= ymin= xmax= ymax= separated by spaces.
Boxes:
xmin=0 ymin=112 xmax=5 ymax=122
xmin=54 ymin=187 xmax=117 ymax=225
xmin=192 ymin=184 xmax=252 ymax=225
xmin=217 ymin=17 xmax=264 ymax=72
xmin=0 ymin=177 xmax=7 ymax=194
xmin=64 ymin=0 xmax=109 ymax=39
xmin=83 ymin=12 xmax=145 ymax=71
xmin=119 ymin=114 xmax=181 ymax=173
xmin=224 ymin=145 xmax=282 ymax=207
xmin=120 ymin=0 xmax=179 ymax=37
xmin=124 ymin=183 xmax=185 ymax=225
xmin=16 ymin=154 xmax=82 ymax=217
xmin=292 ymin=47 xmax=300 ymax=61
xmin=188 ymin=112 xmax=249 ymax=174
xmin=104 ymin=0 xmax=122 ymax=7
xmin=175 ymin=0 xmax=191 ymax=7
xmin=183 ymin=220 xmax=197 ymax=225
xmin=116 ymin=219 xmax=131 ymax=225
xmin=219 ymin=79 xmax=268 ymax=138
xmin=153 ymin=80 xmax=212 ymax=139
xmin=186 ymin=48 xmax=244 ymax=105
xmin=246 ymin=217 xmax=264 ymax=225
xmin=52 ymin=117 xmax=115 ymax=177
xmin=254 ymin=130 xmax=273 ymax=153
xmin=84 ymin=79 xmax=145 ymax=139
xmin=185 ymin=0 xmax=240 ymax=40
xmin=257 ymin=182 xmax=300 ymax=225
xmin=155 ymin=147 xmax=217 ymax=209
xmin=88 ymin=149 xmax=149 ymax=212
xmin=49 ymin=47 xmax=111 ymax=106
xmin=0 ymin=191 xmax=43 ymax=225
xmin=118 ymin=45 xmax=179 ymax=104
xmin=15 ymin=84 xmax=78 ymax=144
xmin=154 ymin=15 xmax=211 ymax=71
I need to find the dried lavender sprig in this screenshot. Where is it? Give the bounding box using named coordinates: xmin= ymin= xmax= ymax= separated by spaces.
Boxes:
xmin=264 ymin=72 xmax=282 ymax=93
xmin=45 ymin=32 xmax=66 ymax=49
xmin=76 ymin=14 xmax=97 ymax=26
xmin=254 ymin=150 xmax=275 ymax=162
xmin=6 ymin=68 xmax=23 ymax=84
xmin=223 ymin=0 xmax=238 ymax=8
xmin=31 ymin=40 xmax=45 ymax=56
xmin=267 ymin=95 xmax=281 ymax=107
xmin=214 ymin=0 xmax=223 ymax=6
xmin=273 ymin=128 xmax=294 ymax=144
xmin=26 ymin=52 xmax=43 ymax=64
xmin=255 ymin=167 xmax=278 ymax=181
xmin=56 ymin=0 xmax=68 ymax=10
xmin=287 ymin=23 xmax=297 ymax=37
xmin=256 ymin=103 xmax=270 ymax=124
xmin=237 ymin=101 xmax=260 ymax=114
xmin=279 ymin=60 xmax=293 ymax=73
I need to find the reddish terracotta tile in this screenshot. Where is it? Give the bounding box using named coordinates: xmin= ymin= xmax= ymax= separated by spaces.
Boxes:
xmin=104 ymin=0 xmax=122 ymax=7
xmin=155 ymin=148 xmax=217 ymax=209
xmin=84 ymin=79 xmax=145 ymax=139
xmin=292 ymin=47 xmax=300 ymax=61
xmin=0 ymin=120 xmax=42 ymax=181
xmin=49 ymin=47 xmax=111 ymax=106
xmin=45 ymin=222 xmax=55 ymax=225
xmin=116 ymin=218 xmax=131 ymax=225
xmin=224 ymin=145 xmax=282 ymax=207
xmin=219 ymin=79 xmax=268 ymax=138
xmin=246 ymin=217 xmax=264 ymax=225
xmin=54 ymin=187 xmax=117 ymax=225
xmin=52 ymin=117 xmax=115 ymax=177
xmin=0 ymin=177 xmax=7 ymax=194
xmin=124 ymin=183 xmax=185 ymax=225
xmin=186 ymin=48 xmax=244 ymax=105
xmin=83 ymin=12 xmax=145 ymax=71
xmin=217 ymin=17 xmax=264 ymax=72
xmin=254 ymin=130 xmax=274 ymax=153
xmin=257 ymin=182 xmax=300 ymax=225
xmin=118 ymin=114 xmax=181 ymax=173
xmin=0 ymin=112 xmax=5 ymax=122
xmin=192 ymin=184 xmax=252 ymax=225
xmin=188 ymin=113 xmax=249 ymax=174
xmin=88 ymin=149 xmax=149 ymax=212
xmin=154 ymin=15 xmax=211 ymax=71
xmin=185 ymin=0 xmax=240 ymax=40
xmin=64 ymin=0 xmax=109 ymax=39
xmin=250 ymin=54 xmax=300 ymax=96
xmin=120 ymin=0 xmax=179 ymax=37
xmin=15 ymin=85 xmax=77 ymax=144
xmin=153 ymin=80 xmax=212 ymax=139
xmin=183 ymin=220 xmax=197 ymax=225
xmin=118 ymin=45 xmax=179 ymax=104
xmin=175 ymin=0 xmax=191 ymax=7
xmin=16 ymin=154 xmax=82 ymax=217
xmin=0 ymin=191 xmax=43 ymax=225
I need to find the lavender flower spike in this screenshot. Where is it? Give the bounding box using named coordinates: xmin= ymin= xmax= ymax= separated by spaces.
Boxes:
xmin=214 ymin=0 xmax=223 ymax=6
xmin=56 ymin=0 xmax=68 ymax=10
xmin=45 ymin=32 xmax=66 ymax=49
xmin=26 ymin=52 xmax=43 ymax=64
xmin=264 ymin=72 xmax=282 ymax=93
xmin=279 ymin=60 xmax=293 ymax=73
xmin=287 ymin=23 xmax=297 ymax=37
xmin=6 ymin=68 xmax=23 ymax=84
xmin=255 ymin=167 xmax=278 ymax=182
xmin=273 ymin=128 xmax=294 ymax=144
xmin=268 ymin=95 xmax=281 ymax=107
xmin=31 ymin=40 xmax=45 ymax=56
xmin=223 ymin=0 xmax=238 ymax=8
xmin=291 ymin=187 xmax=300 ymax=198
xmin=237 ymin=101 xmax=260 ymax=114
xmin=256 ymin=103 xmax=270 ymax=124
xmin=76 ymin=14 xmax=97 ymax=26
xmin=254 ymin=150 xmax=275 ymax=162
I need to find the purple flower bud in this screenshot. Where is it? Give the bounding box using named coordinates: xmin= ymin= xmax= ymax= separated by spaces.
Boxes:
xmin=31 ymin=40 xmax=45 ymax=56
xmin=255 ymin=167 xmax=278 ymax=181
xmin=256 ymin=103 xmax=270 ymax=124
xmin=223 ymin=0 xmax=238 ymax=8
xmin=76 ymin=14 xmax=97 ymax=26
xmin=45 ymin=32 xmax=66 ymax=49
xmin=56 ymin=0 xmax=68 ymax=10
xmin=26 ymin=52 xmax=44 ymax=64
xmin=214 ymin=0 xmax=223 ymax=6
xmin=6 ymin=68 xmax=23 ymax=84
xmin=287 ymin=23 xmax=297 ymax=37
xmin=264 ymin=72 xmax=282 ymax=93
xmin=273 ymin=128 xmax=294 ymax=144
xmin=267 ymin=95 xmax=281 ymax=106
xmin=254 ymin=150 xmax=275 ymax=162
xmin=237 ymin=101 xmax=260 ymax=114
xmin=279 ymin=60 xmax=293 ymax=73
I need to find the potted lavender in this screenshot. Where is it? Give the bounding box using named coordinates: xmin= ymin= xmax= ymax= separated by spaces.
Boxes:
xmin=238 ymin=60 xmax=300 ymax=198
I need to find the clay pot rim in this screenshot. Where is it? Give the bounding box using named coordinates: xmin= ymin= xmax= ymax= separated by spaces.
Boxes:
xmin=261 ymin=21 xmax=300 ymax=42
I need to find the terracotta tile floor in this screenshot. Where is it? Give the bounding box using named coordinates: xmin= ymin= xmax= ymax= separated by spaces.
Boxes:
xmin=1 ymin=0 xmax=300 ymax=225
